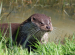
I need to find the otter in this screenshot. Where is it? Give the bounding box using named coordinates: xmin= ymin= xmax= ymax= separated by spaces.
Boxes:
xmin=0 ymin=13 xmax=53 ymax=51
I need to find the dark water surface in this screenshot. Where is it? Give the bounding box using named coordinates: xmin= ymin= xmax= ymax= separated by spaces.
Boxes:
xmin=0 ymin=6 xmax=75 ymax=43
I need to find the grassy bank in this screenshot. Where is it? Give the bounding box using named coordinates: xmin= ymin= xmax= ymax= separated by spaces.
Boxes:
xmin=36 ymin=35 xmax=75 ymax=55
xmin=0 ymin=31 xmax=75 ymax=55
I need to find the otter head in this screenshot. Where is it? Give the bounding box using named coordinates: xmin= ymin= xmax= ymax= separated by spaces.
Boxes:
xmin=30 ymin=14 xmax=53 ymax=32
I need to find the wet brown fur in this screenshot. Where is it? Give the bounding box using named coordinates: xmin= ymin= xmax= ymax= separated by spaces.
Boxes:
xmin=0 ymin=23 xmax=20 ymax=36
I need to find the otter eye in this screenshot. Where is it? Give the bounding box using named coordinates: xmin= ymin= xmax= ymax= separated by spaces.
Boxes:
xmin=40 ymin=22 xmax=43 ymax=24
xmin=33 ymin=17 xmax=36 ymax=20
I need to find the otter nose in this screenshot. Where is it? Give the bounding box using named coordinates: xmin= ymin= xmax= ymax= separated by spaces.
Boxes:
xmin=46 ymin=26 xmax=50 ymax=29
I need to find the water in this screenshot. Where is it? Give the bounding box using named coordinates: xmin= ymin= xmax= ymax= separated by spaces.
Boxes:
xmin=0 ymin=5 xmax=75 ymax=43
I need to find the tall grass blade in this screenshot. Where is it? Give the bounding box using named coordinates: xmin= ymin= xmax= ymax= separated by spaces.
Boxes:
xmin=0 ymin=2 xmax=2 ymax=20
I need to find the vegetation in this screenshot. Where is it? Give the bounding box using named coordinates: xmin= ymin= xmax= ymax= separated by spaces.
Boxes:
xmin=0 ymin=30 xmax=75 ymax=55
xmin=0 ymin=0 xmax=75 ymax=55
xmin=0 ymin=0 xmax=75 ymax=21
xmin=36 ymin=35 xmax=75 ymax=55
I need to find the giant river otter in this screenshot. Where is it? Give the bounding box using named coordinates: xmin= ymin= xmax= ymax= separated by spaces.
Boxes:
xmin=0 ymin=13 xmax=53 ymax=51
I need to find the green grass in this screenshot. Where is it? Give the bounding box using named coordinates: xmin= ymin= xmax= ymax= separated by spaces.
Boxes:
xmin=0 ymin=0 xmax=75 ymax=55
xmin=35 ymin=37 xmax=75 ymax=55
xmin=0 ymin=30 xmax=75 ymax=55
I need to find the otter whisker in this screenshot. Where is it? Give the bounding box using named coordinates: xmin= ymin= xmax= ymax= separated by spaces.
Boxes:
xmin=53 ymin=27 xmax=57 ymax=29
